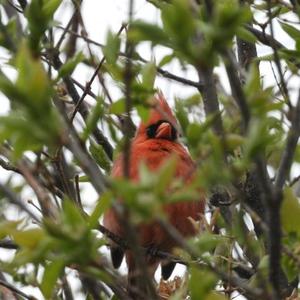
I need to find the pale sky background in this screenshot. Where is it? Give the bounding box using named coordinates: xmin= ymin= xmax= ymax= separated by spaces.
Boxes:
xmin=0 ymin=0 xmax=297 ymax=299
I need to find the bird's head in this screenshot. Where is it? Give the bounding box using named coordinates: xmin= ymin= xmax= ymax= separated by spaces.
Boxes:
xmin=135 ymin=93 xmax=179 ymax=142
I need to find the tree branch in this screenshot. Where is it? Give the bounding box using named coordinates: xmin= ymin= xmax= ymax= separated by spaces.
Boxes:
xmin=0 ymin=183 xmax=40 ymax=223
xmin=0 ymin=157 xmax=21 ymax=174
xmin=0 ymin=279 xmax=35 ymax=300
xmin=51 ymin=54 xmax=114 ymax=160
xmin=0 ymin=239 xmax=19 ymax=250
xmin=275 ymin=93 xmax=300 ymax=189
xmin=223 ymin=49 xmax=250 ymax=130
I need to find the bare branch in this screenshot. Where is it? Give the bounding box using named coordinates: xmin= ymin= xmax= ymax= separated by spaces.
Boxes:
xmin=245 ymin=25 xmax=285 ymax=50
xmin=0 ymin=239 xmax=19 ymax=250
xmin=0 ymin=183 xmax=40 ymax=223
xmin=223 ymin=49 xmax=250 ymax=130
xmin=17 ymin=162 xmax=57 ymax=218
xmin=69 ymin=56 xmax=107 ymax=124
xmin=55 ymin=25 xmax=204 ymax=90
xmin=51 ymin=54 xmax=114 ymax=160
xmin=0 ymin=279 xmax=36 ymax=300
xmin=275 ymin=94 xmax=300 ymax=189
xmin=267 ymin=1 xmax=291 ymax=108
xmin=0 ymin=157 xmax=21 ymax=174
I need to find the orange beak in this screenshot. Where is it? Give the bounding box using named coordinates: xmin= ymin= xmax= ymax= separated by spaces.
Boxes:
xmin=155 ymin=122 xmax=173 ymax=140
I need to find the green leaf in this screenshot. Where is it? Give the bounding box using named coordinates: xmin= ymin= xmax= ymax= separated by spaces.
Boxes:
xmin=158 ymin=53 xmax=174 ymax=67
xmin=57 ymin=52 xmax=84 ymax=79
xmin=0 ymin=220 xmax=21 ymax=239
xmin=155 ymin=156 xmax=177 ymax=195
xmin=109 ymin=98 xmax=125 ymax=114
xmin=88 ymin=192 xmax=112 ymax=229
xmin=175 ymin=99 xmax=189 ymax=134
xmin=281 ymin=188 xmax=300 ymax=234
xmin=26 ymin=0 xmax=62 ymax=54
xmin=186 ymin=123 xmax=203 ymax=147
xmin=195 ymin=232 xmax=225 ymax=254
xmin=62 ymin=200 xmax=86 ymax=229
xmin=82 ymin=97 xmax=105 ymax=141
xmin=189 ymin=267 xmax=217 ymax=300
xmin=103 ymin=30 xmax=121 ymax=64
xmin=13 ymin=229 xmax=45 ymax=249
xmin=244 ymin=119 xmax=273 ymax=159
xmin=236 ymin=26 xmax=257 ymax=43
xmin=77 ymin=175 xmax=90 ymax=182
xmin=280 ymin=22 xmax=300 ymax=41
xmin=16 ymin=44 xmax=52 ymax=108
xmin=0 ymin=43 xmax=60 ymax=157
xmin=141 ymin=62 xmax=156 ymax=89
xmin=282 ymin=251 xmax=299 ymax=281
xmin=249 ymin=255 xmax=269 ymax=288
xmin=205 ymin=292 xmax=228 ymax=300
xmin=43 ymin=0 xmax=62 ymax=19
xmin=136 ymin=104 xmax=150 ymax=122
xmin=161 ymin=0 xmax=195 ymax=45
xmin=41 ymin=259 xmax=64 ymax=299
xmin=129 ymin=21 xmax=170 ymax=46
xmin=225 ymin=134 xmax=244 ymax=151
xmin=89 ymin=141 xmax=111 ymax=172
xmin=244 ymin=63 xmax=261 ymax=97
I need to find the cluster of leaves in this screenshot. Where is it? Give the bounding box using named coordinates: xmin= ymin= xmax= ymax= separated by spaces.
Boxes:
xmin=0 ymin=199 xmax=109 ymax=298
xmin=0 ymin=0 xmax=299 ymax=299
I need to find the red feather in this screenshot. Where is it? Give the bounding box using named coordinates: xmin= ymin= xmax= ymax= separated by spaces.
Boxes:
xmin=103 ymin=94 xmax=205 ymax=295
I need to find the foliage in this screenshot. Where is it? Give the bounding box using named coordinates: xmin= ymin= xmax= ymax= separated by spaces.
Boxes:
xmin=0 ymin=0 xmax=299 ymax=299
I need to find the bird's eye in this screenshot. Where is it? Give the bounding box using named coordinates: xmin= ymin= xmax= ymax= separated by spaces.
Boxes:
xmin=146 ymin=124 xmax=157 ymax=138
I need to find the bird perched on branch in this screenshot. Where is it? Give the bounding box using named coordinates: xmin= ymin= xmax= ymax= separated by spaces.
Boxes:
xmin=103 ymin=94 xmax=205 ymax=297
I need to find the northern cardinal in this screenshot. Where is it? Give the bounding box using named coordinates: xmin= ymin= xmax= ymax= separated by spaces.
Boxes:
xmin=103 ymin=94 xmax=205 ymax=296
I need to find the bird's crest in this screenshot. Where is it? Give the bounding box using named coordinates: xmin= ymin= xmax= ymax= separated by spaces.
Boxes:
xmin=136 ymin=93 xmax=178 ymax=138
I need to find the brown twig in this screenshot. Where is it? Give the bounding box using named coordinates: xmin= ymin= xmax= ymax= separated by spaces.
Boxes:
xmin=0 ymin=183 xmax=40 ymax=223
xmin=51 ymin=53 xmax=114 ymax=160
xmin=0 ymin=157 xmax=21 ymax=174
xmin=275 ymin=94 xmax=300 ymax=189
xmin=0 ymin=279 xmax=36 ymax=300
xmin=223 ymin=49 xmax=250 ymax=131
xmin=55 ymin=97 xmax=108 ymax=195
xmin=62 ymin=276 xmax=74 ymax=300
xmin=0 ymin=239 xmax=19 ymax=250
xmin=17 ymin=162 xmax=57 ymax=218
xmin=55 ymin=25 xmax=203 ymax=90
xmin=69 ymin=57 xmax=107 ymax=124
xmin=74 ymin=174 xmax=83 ymax=210
xmin=157 ymin=218 xmax=263 ymax=300
xmin=266 ymin=0 xmax=291 ymax=108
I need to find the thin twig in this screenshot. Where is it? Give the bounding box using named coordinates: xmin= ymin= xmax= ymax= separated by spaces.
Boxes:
xmin=0 ymin=279 xmax=36 ymax=300
xmin=55 ymin=25 xmax=203 ymax=89
xmin=62 ymin=276 xmax=74 ymax=300
xmin=0 ymin=183 xmax=40 ymax=223
xmin=74 ymin=174 xmax=83 ymax=210
xmin=18 ymin=163 xmax=56 ymax=218
xmin=223 ymin=49 xmax=250 ymax=131
xmin=275 ymin=94 xmax=300 ymax=189
xmin=55 ymin=98 xmax=108 ymax=195
xmin=0 ymin=157 xmax=21 ymax=174
xmin=157 ymin=218 xmax=263 ymax=300
xmin=69 ymin=57 xmax=106 ymax=123
xmin=245 ymin=25 xmax=284 ymax=50
xmin=0 ymin=239 xmax=19 ymax=250
xmin=55 ymin=10 xmax=78 ymax=52
xmin=51 ymin=52 xmax=114 ymax=160
xmin=267 ymin=0 xmax=291 ymax=108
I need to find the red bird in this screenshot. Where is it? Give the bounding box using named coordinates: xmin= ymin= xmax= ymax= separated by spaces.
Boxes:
xmin=103 ymin=94 xmax=204 ymax=294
